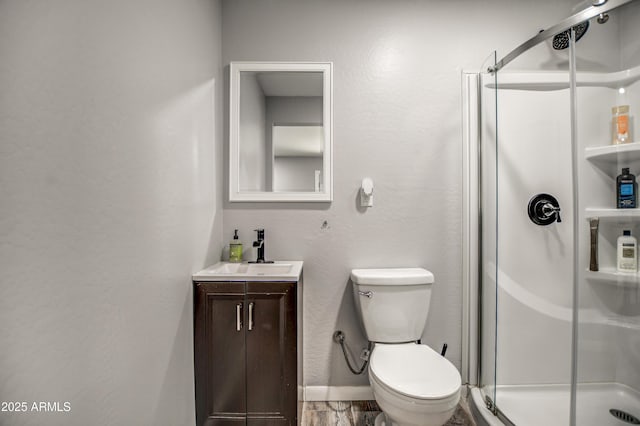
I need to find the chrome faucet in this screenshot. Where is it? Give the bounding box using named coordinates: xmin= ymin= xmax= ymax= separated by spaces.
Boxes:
xmin=249 ymin=229 xmax=273 ymax=263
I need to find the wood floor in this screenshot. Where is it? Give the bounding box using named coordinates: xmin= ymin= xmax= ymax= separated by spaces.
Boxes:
xmin=301 ymin=400 xmax=476 ymax=425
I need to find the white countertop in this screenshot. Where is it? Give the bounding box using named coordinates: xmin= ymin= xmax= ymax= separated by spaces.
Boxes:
xmin=192 ymin=260 xmax=303 ymax=282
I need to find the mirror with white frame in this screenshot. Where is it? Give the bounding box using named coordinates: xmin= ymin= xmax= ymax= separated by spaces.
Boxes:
xmin=229 ymin=62 xmax=333 ymax=202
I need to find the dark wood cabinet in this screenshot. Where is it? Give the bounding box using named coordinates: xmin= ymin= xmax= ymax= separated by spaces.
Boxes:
xmin=194 ymin=281 xmax=298 ymax=426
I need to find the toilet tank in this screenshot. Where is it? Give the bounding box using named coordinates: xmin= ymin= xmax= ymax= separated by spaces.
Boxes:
xmin=351 ymin=268 xmax=434 ymax=343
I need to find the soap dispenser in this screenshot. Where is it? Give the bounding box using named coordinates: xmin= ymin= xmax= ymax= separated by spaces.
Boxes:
xmin=229 ymin=230 xmax=243 ymax=263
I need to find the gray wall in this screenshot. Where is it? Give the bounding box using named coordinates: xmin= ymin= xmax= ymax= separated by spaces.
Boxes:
xmin=273 ymin=157 xmax=323 ymax=192
xmin=0 ymin=0 xmax=603 ymax=422
xmin=221 ymin=0 xmax=576 ymax=388
xmin=0 ymin=1 xmax=223 ymax=425
xmin=266 ymin=96 xmax=323 ymax=191
xmin=239 ymin=72 xmax=267 ymax=191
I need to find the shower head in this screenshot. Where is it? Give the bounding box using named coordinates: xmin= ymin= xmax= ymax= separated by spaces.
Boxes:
xmin=552 ymin=21 xmax=589 ymax=50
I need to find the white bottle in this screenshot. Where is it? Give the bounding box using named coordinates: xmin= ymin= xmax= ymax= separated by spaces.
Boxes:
xmin=617 ymin=230 xmax=637 ymax=272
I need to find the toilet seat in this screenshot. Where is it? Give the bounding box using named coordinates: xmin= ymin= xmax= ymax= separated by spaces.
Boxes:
xmin=369 ymin=343 xmax=461 ymax=400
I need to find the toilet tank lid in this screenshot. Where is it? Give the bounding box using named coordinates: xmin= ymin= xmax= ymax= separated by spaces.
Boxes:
xmin=350 ymin=268 xmax=434 ymax=285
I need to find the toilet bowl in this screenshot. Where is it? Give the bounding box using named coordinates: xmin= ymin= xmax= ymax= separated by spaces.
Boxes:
xmin=350 ymin=268 xmax=462 ymax=426
xmin=368 ymin=343 xmax=461 ymax=426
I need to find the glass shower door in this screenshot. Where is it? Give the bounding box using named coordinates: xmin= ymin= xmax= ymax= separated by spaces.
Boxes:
xmin=478 ymin=51 xmax=498 ymax=413
xmin=479 ymin=35 xmax=575 ymax=426
xmin=573 ymin=1 xmax=640 ymax=424
xmin=474 ymin=1 xmax=639 ymax=425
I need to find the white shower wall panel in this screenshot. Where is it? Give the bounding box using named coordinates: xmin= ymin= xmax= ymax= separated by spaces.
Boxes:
xmin=577 ymin=79 xmax=640 ymax=392
xmin=497 ymin=88 xmax=574 ymax=308
xmin=493 ymin=72 xmax=640 ymax=387
xmin=620 ymin=0 xmax=640 ymax=70
xmin=495 ymin=86 xmax=574 ymax=386
xmin=496 ymin=278 xmax=573 ymax=384
xmin=577 ymin=85 xmax=622 ymax=282
xmin=614 ymin=322 xmax=640 ymax=389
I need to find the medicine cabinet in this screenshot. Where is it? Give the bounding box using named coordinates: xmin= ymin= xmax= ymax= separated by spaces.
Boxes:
xmin=229 ymin=62 xmax=333 ymax=202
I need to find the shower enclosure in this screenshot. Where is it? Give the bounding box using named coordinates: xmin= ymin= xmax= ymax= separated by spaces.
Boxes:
xmin=464 ymin=0 xmax=640 ymax=425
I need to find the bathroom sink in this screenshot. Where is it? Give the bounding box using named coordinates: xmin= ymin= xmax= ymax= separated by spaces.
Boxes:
xmin=246 ymin=263 xmax=294 ymax=275
xmin=204 ymin=263 xmax=293 ymax=275
xmin=193 ymin=261 xmax=303 ymax=282
xmin=209 ymin=263 xmax=249 ymax=274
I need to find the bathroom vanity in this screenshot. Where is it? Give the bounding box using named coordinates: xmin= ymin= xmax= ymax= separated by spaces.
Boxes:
xmin=192 ymin=261 xmax=303 ymax=426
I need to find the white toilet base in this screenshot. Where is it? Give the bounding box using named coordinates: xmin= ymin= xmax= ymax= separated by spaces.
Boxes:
xmin=374 ymin=412 xmax=386 ymax=426
xmin=370 ymin=368 xmax=459 ymax=426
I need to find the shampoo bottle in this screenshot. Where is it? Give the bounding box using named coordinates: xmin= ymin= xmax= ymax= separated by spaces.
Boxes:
xmin=229 ymin=230 xmax=243 ymax=263
xmin=617 ymin=230 xmax=637 ymax=273
xmin=616 ymin=168 xmax=637 ymax=209
xmin=612 ymin=105 xmax=630 ymax=145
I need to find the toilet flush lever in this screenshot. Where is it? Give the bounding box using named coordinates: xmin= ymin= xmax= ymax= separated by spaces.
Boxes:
xmin=358 ymin=290 xmax=373 ymax=298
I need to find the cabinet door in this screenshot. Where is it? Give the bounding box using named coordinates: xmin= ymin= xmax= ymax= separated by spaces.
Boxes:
xmin=195 ymin=282 xmax=247 ymax=426
xmin=246 ymin=282 xmax=297 ymax=426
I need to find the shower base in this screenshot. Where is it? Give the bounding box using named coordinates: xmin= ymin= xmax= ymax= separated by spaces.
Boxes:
xmin=471 ymin=383 xmax=640 ymax=426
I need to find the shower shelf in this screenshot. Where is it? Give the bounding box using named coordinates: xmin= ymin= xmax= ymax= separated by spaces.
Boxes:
xmin=585 ymin=268 xmax=640 ymax=287
xmin=585 ymin=142 xmax=640 ymax=177
xmin=585 ymin=208 xmax=640 ymax=221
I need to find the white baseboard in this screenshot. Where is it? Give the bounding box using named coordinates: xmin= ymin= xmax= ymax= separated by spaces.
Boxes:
xmin=304 ymin=385 xmax=374 ymax=401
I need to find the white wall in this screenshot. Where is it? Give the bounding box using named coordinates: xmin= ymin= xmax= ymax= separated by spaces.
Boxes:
xmin=221 ymin=0 xmax=577 ymax=390
xmin=620 ymin=0 xmax=640 ymax=70
xmin=0 ymin=1 xmax=223 ymax=425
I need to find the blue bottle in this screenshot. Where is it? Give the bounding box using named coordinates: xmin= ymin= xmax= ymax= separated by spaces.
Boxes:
xmin=617 ymin=168 xmax=637 ymax=209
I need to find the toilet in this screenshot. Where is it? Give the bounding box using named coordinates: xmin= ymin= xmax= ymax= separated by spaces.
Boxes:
xmin=351 ymin=268 xmax=461 ymax=426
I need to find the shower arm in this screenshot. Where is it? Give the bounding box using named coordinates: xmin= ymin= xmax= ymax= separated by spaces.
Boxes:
xmin=489 ymin=0 xmax=631 ymax=73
